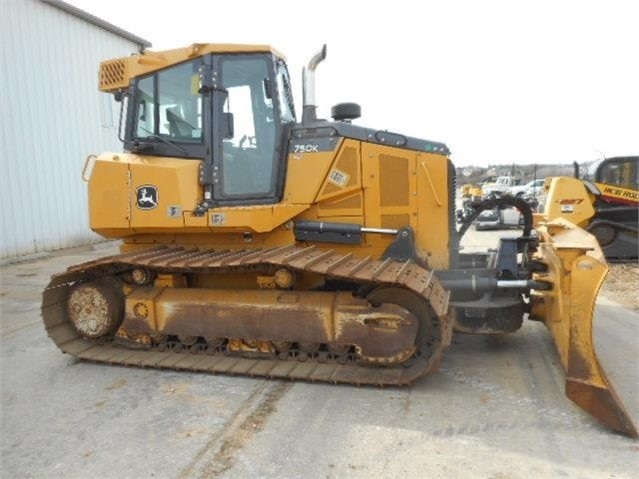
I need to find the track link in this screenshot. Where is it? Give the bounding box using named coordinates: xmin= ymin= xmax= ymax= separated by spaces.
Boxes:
xmin=42 ymin=245 xmax=452 ymax=386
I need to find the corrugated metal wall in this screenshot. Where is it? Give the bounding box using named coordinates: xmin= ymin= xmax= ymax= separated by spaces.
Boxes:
xmin=0 ymin=0 xmax=141 ymax=259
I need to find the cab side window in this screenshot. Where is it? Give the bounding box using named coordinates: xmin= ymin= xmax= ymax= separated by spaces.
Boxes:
xmin=134 ymin=60 xmax=203 ymax=142
xmin=220 ymin=57 xmax=277 ymax=197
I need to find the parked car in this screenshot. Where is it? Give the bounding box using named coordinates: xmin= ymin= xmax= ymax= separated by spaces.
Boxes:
xmin=474 ymin=207 xmax=521 ymax=230
xmin=481 ymin=176 xmax=520 ymax=196
xmin=475 ymin=209 xmax=502 ymax=230
xmin=510 ymin=178 xmax=545 ymax=197
xmin=474 ymin=198 xmax=537 ymax=230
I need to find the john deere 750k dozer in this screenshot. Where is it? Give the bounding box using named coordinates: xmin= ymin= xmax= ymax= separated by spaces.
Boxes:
xmin=42 ymin=44 xmax=636 ymax=437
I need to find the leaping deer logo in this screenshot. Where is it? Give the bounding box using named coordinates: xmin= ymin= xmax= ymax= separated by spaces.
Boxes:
xmin=136 ymin=185 xmax=159 ymax=210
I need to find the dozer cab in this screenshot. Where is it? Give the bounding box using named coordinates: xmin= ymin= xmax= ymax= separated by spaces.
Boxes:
xmin=42 ymin=44 xmax=637 ymax=437
xmin=544 ymin=156 xmax=638 ymax=261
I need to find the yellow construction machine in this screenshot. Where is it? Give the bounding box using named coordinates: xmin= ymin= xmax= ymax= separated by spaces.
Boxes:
xmin=42 ymin=44 xmax=637 ymax=437
xmin=460 ymin=183 xmax=483 ymax=199
xmin=544 ymin=156 xmax=638 ymax=261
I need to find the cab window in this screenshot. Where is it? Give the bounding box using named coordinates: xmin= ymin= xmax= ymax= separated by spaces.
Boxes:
xmin=219 ymin=56 xmax=277 ymax=197
xmin=598 ymin=159 xmax=639 ymax=190
xmin=134 ymin=60 xmax=203 ymax=142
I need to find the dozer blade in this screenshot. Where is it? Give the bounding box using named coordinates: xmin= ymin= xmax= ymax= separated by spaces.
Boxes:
xmin=532 ymin=218 xmax=638 ymax=437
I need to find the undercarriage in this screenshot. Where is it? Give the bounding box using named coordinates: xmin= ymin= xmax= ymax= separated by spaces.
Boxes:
xmin=43 ymin=245 xmax=453 ymax=386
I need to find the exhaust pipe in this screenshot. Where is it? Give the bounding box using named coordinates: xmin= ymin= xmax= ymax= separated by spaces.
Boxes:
xmin=302 ymin=44 xmax=327 ymax=124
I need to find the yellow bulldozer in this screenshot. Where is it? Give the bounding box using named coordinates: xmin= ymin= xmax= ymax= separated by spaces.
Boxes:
xmin=42 ymin=43 xmax=636 ymax=437
xmin=460 ymin=183 xmax=483 ymax=199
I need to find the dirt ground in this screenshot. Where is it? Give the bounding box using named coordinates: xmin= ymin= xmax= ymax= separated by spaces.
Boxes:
xmin=601 ymin=263 xmax=639 ymax=312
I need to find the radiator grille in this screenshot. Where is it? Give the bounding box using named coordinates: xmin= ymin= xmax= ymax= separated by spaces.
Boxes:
xmin=99 ymin=59 xmax=128 ymax=91
xmin=379 ymin=155 xmax=409 ymax=206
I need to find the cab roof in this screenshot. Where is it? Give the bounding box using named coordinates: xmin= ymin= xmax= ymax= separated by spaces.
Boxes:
xmin=99 ymin=43 xmax=285 ymax=92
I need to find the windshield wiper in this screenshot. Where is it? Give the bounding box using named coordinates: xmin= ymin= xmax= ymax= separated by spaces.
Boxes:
xmin=133 ymin=135 xmax=188 ymax=155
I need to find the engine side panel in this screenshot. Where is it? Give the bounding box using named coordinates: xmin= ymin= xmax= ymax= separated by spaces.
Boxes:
xmin=88 ymin=138 xmax=453 ymax=268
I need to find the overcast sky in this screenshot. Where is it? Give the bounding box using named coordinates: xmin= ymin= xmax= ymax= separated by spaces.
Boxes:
xmin=68 ymin=0 xmax=638 ymax=166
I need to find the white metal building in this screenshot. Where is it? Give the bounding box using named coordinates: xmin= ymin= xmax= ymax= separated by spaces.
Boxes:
xmin=0 ymin=0 xmax=151 ymax=259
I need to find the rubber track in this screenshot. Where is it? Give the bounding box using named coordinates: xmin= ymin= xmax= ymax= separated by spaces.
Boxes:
xmin=587 ymin=220 xmax=639 ymax=262
xmin=42 ymin=245 xmax=452 ymax=386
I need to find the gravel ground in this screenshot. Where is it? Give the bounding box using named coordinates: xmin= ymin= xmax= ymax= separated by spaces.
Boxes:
xmin=601 ymin=263 xmax=639 ymax=312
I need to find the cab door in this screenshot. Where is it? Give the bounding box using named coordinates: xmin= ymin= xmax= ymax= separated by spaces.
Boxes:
xmin=213 ymin=54 xmax=283 ymax=204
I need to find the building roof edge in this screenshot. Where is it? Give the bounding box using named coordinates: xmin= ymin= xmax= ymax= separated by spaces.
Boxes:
xmin=40 ymin=0 xmax=152 ymax=49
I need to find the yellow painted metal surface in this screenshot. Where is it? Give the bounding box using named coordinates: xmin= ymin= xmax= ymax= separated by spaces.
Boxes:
xmin=316 ymin=192 xmax=364 ymax=219
xmin=544 ymin=177 xmax=596 ymax=228
xmin=415 ymin=153 xmax=451 ymax=269
xmin=88 ymin=154 xmax=130 ymax=236
xmin=119 ymin=228 xmax=298 ymax=253
xmin=531 ymin=218 xmax=637 ymax=436
xmin=460 ymin=184 xmax=481 ymax=198
xmin=315 ymin=140 xmax=364 ymax=221
xmin=315 ymin=140 xmax=362 ymax=204
xmin=207 ymin=204 xmax=309 ymax=233
xmin=89 ymin=153 xmax=311 ymax=237
xmin=154 ymin=274 xmax=188 ymax=288
xmin=594 ymin=181 xmax=639 ymax=204
xmin=129 ymin=157 xmax=202 ymax=229
xmin=283 ymin=140 xmax=343 ymax=204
